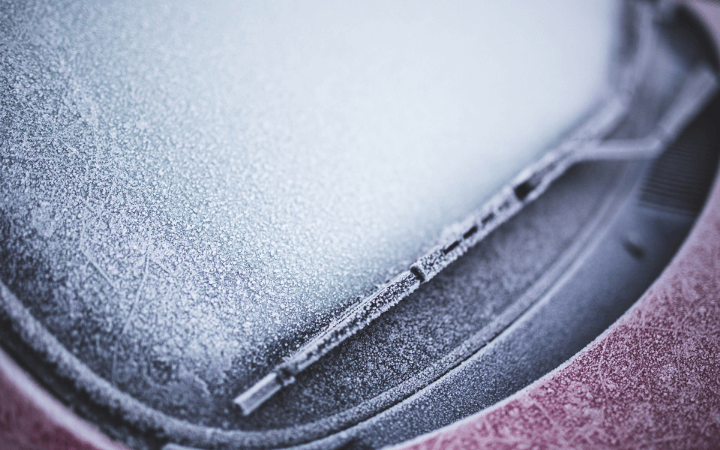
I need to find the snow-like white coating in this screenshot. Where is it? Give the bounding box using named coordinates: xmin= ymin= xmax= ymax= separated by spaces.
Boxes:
xmin=0 ymin=0 xmax=615 ymax=395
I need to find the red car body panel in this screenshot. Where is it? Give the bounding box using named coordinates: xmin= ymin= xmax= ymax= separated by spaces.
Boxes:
xmin=1 ymin=2 xmax=720 ymax=450
xmin=0 ymin=345 xmax=127 ymax=450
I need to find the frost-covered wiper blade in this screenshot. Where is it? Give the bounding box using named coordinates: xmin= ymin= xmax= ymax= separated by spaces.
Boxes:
xmin=234 ymin=64 xmax=718 ymax=416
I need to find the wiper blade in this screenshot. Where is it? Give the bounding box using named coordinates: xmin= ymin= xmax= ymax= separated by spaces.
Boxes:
xmin=234 ymin=62 xmax=717 ymax=416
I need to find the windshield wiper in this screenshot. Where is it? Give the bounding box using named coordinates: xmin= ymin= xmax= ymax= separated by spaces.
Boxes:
xmin=234 ymin=7 xmax=718 ymax=415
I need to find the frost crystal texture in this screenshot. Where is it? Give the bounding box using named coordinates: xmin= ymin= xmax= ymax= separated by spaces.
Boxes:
xmin=0 ymin=0 xmax=615 ymax=400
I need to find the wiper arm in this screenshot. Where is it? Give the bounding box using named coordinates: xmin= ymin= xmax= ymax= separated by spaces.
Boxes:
xmin=234 ymin=62 xmax=717 ymax=416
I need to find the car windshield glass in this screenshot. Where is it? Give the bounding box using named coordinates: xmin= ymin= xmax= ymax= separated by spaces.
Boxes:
xmin=1 ymin=0 xmax=616 ymax=365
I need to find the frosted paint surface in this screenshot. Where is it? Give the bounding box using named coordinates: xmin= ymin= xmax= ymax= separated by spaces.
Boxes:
xmin=0 ymin=347 xmax=129 ymax=450
xmin=0 ymin=0 xmax=614 ymax=389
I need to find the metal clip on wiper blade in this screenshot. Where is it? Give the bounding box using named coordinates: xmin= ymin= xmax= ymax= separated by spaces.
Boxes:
xmin=233 ymin=63 xmax=718 ymax=416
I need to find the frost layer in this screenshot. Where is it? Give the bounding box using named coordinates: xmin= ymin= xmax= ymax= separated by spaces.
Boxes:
xmin=0 ymin=0 xmax=615 ymax=405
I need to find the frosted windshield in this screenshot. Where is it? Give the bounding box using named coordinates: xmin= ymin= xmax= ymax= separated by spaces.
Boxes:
xmin=1 ymin=1 xmax=616 ymax=361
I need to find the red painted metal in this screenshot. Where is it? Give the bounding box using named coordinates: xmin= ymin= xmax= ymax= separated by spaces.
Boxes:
xmin=0 ymin=347 xmax=128 ymax=450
